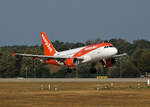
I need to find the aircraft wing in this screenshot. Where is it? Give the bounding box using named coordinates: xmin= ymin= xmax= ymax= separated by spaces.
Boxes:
xmin=113 ymin=53 xmax=127 ymax=58
xmin=13 ymin=53 xmax=84 ymax=60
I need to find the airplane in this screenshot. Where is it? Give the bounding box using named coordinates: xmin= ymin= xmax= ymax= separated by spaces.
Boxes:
xmin=13 ymin=32 xmax=126 ymax=72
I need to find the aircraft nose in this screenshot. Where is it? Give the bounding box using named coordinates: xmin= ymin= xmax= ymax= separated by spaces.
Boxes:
xmin=112 ymin=47 xmax=118 ymax=55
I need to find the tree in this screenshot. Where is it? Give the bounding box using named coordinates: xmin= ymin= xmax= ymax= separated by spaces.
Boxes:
xmin=140 ymin=49 xmax=150 ymax=73
xmin=121 ymin=61 xmax=140 ymax=77
xmin=133 ymin=39 xmax=150 ymax=49
xmin=0 ymin=38 xmax=150 ymax=78
xmin=131 ymin=48 xmax=143 ymax=73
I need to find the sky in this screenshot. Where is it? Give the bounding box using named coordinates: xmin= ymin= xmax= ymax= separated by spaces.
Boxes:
xmin=0 ymin=0 xmax=150 ymax=46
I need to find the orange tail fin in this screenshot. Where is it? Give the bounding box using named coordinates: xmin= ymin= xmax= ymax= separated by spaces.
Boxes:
xmin=40 ymin=32 xmax=57 ymax=56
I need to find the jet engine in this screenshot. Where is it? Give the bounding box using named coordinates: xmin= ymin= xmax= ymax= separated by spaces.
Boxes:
xmin=101 ymin=58 xmax=117 ymax=67
xmin=65 ymin=58 xmax=80 ymax=67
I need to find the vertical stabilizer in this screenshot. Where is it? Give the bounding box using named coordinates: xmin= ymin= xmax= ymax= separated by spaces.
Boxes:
xmin=40 ymin=32 xmax=57 ymax=56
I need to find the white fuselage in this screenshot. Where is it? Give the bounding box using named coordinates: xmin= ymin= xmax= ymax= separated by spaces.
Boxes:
xmin=55 ymin=45 xmax=118 ymax=66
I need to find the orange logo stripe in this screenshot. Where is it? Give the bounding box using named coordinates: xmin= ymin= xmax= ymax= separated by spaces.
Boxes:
xmin=73 ymin=43 xmax=112 ymax=57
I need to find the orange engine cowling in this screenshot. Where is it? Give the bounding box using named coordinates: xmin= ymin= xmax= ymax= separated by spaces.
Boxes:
xmin=106 ymin=58 xmax=117 ymax=67
xmin=65 ymin=58 xmax=80 ymax=67
xmin=65 ymin=58 xmax=74 ymax=67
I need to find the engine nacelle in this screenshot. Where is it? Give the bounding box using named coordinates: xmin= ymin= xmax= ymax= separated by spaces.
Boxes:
xmin=65 ymin=58 xmax=80 ymax=67
xmin=101 ymin=58 xmax=117 ymax=67
xmin=106 ymin=58 xmax=117 ymax=67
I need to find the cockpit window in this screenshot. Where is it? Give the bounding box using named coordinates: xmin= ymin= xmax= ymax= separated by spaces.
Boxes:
xmin=104 ymin=46 xmax=108 ymax=48
xmin=104 ymin=45 xmax=113 ymax=48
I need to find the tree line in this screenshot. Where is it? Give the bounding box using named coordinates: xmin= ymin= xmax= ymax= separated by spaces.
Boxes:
xmin=0 ymin=38 xmax=150 ymax=78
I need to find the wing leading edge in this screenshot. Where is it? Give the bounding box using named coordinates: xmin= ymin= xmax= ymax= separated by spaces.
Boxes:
xmin=113 ymin=53 xmax=127 ymax=58
xmin=13 ymin=53 xmax=84 ymax=61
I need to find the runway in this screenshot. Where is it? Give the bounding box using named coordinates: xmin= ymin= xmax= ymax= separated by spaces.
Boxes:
xmin=0 ymin=78 xmax=147 ymax=82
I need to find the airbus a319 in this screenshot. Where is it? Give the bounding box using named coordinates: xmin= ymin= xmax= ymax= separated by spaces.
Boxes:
xmin=13 ymin=32 xmax=126 ymax=72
